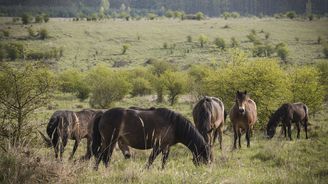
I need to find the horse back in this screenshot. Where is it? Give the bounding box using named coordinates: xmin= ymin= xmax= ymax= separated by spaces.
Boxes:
xmin=246 ymin=99 xmax=257 ymax=125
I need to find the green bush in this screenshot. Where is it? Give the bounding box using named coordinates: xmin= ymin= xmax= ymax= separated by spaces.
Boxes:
xmin=39 ymin=28 xmax=49 ymax=40
xmin=195 ymin=12 xmax=205 ymax=20
xmin=5 ymin=43 xmax=24 ymax=61
xmin=122 ymin=44 xmax=130 ymax=54
xmin=21 ymin=14 xmax=32 ymax=25
xmin=252 ymin=44 xmax=274 ymax=57
xmin=290 ymin=66 xmax=325 ymax=115
xmin=165 ymin=10 xmax=174 ymax=18
xmin=247 ymin=33 xmax=258 ymax=43
xmin=205 ymin=55 xmax=291 ymax=128
xmin=130 ymin=78 xmax=152 ymax=97
xmin=265 ymin=32 xmax=270 ymax=40
xmin=323 ymin=44 xmax=328 ymax=58
xmin=317 ymin=36 xmax=322 ymax=44
xmin=87 ymin=66 xmax=131 ymax=108
xmin=1 ymin=30 xmax=9 ymax=37
xmin=188 ymin=64 xmax=213 ymax=98
xmin=147 ymin=13 xmax=157 ymax=20
xmin=286 ymin=11 xmax=297 ymax=19
xmin=161 ymin=71 xmax=188 ymax=105
xmin=28 ymin=27 xmax=36 ymax=37
xmin=187 ymin=35 xmax=192 ymax=43
xmin=316 ymin=61 xmax=328 ymax=100
xmin=163 ymin=42 xmax=168 ymax=49
xmin=230 ymin=37 xmax=239 ymax=48
xmin=43 ymin=13 xmax=49 ymax=22
xmin=12 ymin=17 xmax=20 ymax=23
xmin=214 ymin=37 xmax=226 ymax=50
xmin=198 ymin=34 xmax=208 ymax=48
xmin=35 ymin=15 xmax=43 ymax=23
xmin=276 ymin=43 xmax=289 ymax=61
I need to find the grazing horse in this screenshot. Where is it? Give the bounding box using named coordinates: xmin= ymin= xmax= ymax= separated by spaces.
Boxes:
xmin=39 ymin=109 xmax=96 ymax=160
xmin=267 ymin=102 xmax=309 ymax=140
xmin=230 ymin=91 xmax=257 ymax=149
xmin=192 ymin=96 xmax=225 ymax=161
xmin=93 ymin=107 xmax=210 ymax=170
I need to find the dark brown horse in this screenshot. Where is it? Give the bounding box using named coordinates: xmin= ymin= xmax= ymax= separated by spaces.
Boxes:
xmin=93 ymin=107 xmax=210 ymax=170
xmin=192 ymin=96 xmax=225 ymax=160
xmin=39 ymin=109 xmax=96 ymax=160
xmin=267 ymin=102 xmax=309 ymax=140
xmin=230 ymin=91 xmax=257 ymax=149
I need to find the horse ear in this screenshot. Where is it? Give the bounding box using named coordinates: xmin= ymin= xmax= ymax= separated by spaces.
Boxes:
xmin=236 ymin=90 xmax=240 ymax=94
xmin=244 ymin=90 xmax=247 ymax=94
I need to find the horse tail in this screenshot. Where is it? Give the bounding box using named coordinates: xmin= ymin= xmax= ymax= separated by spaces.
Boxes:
xmin=195 ymin=98 xmax=212 ymax=141
xmin=91 ymin=112 xmax=103 ymax=158
xmin=303 ymin=104 xmax=310 ymax=125
xmin=38 ymin=130 xmax=52 ymax=147
xmin=224 ymin=110 xmax=228 ymax=122
xmin=45 ymin=115 xmax=60 ymax=146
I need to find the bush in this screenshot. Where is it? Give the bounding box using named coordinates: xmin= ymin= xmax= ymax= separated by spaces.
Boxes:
xmin=187 ymin=35 xmax=192 ymax=43
xmin=43 ymin=14 xmax=49 ymax=22
xmin=130 ymin=78 xmax=152 ymax=97
xmin=317 ymin=36 xmax=322 ymax=44
xmin=231 ymin=37 xmax=239 ymax=48
xmin=323 ymin=44 xmax=328 ymax=58
xmin=195 ymin=12 xmax=205 ymax=20
xmin=161 ymin=71 xmax=188 ymax=105
xmin=265 ymin=32 xmax=270 ymax=40
xmin=35 ymin=15 xmax=43 ymax=23
xmin=147 ymin=13 xmax=157 ymax=20
xmin=1 ymin=30 xmax=9 ymax=37
xmin=316 ymin=61 xmax=328 ymax=100
xmin=163 ymin=42 xmax=168 ymax=49
xmin=87 ymin=66 xmax=131 ymax=108
xmin=252 ymin=44 xmax=274 ymax=57
xmin=39 ymin=28 xmax=49 ymax=40
xmin=5 ymin=43 xmax=24 ymax=61
xmin=247 ymin=33 xmax=258 ymax=43
xmin=286 ymin=11 xmax=297 ymax=19
xmin=213 ymin=37 xmax=226 ymax=50
xmin=276 ymin=43 xmax=289 ymax=62
xmin=198 ymin=34 xmax=208 ymax=48
xmin=12 ymin=17 xmax=20 ymax=23
xmin=295 ymin=37 xmax=299 ymax=42
xmin=21 ymin=14 xmax=32 ymax=25
xmin=28 ymin=27 xmax=36 ymax=37
xmin=122 ymin=44 xmax=130 ymax=54
xmin=165 ymin=10 xmax=174 ymax=18
xmin=290 ymin=67 xmax=325 ymax=115
xmin=205 ymin=54 xmax=291 ymax=128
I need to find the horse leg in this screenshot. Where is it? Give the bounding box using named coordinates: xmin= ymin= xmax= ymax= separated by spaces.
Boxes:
xmin=283 ymin=124 xmax=287 ymax=138
xmin=60 ymin=137 xmax=67 ymax=161
xmin=287 ymin=123 xmax=292 ymax=141
xmin=218 ymin=126 xmax=223 ymax=150
xmin=238 ymin=129 xmax=242 ymax=148
xmin=54 ymin=141 xmax=59 ymax=159
xmin=233 ymin=125 xmax=237 ymax=149
xmin=69 ymin=139 xmax=80 ymax=160
xmin=304 ymin=119 xmax=308 ymax=139
xmin=146 ymin=145 xmax=161 ymax=169
xmin=161 ymin=147 xmax=170 ymax=169
xmin=246 ymin=127 xmax=250 ymax=148
xmin=118 ymin=139 xmax=131 ymax=159
xmin=82 ymin=137 xmax=92 ymax=160
xmin=296 ymin=122 xmax=301 ymax=139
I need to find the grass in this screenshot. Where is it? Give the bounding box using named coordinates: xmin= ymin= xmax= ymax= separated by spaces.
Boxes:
xmin=0 ymin=17 xmax=327 ymax=70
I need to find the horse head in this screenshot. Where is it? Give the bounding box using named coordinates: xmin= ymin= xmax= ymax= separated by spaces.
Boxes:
xmin=235 ymin=90 xmax=248 ymax=115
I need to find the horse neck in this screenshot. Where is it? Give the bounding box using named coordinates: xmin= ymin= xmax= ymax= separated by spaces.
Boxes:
xmin=175 ymin=120 xmax=206 ymax=155
xmin=269 ymin=106 xmax=285 ymax=128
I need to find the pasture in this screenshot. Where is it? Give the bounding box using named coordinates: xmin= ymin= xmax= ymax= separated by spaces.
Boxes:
xmin=0 ymin=17 xmax=328 ymax=183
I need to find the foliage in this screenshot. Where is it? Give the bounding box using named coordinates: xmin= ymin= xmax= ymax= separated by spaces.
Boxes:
xmin=276 ymin=43 xmax=289 ymax=62
xmin=130 ymin=78 xmax=152 ymax=97
xmin=0 ymin=63 xmax=56 ymax=143
xmin=39 ymin=28 xmax=49 ymax=40
xmin=87 ymin=66 xmax=131 ymax=108
xmin=147 ymin=13 xmax=157 ymax=20
xmin=28 ymin=27 xmax=36 ymax=37
xmin=35 ymin=15 xmax=43 ymax=23
xmin=188 ymin=64 xmax=213 ymax=99
xmin=265 ymin=32 xmax=270 ymax=40
xmin=195 ymin=12 xmax=205 ymax=20
xmin=1 ymin=30 xmax=9 ymax=37
xmin=165 ymin=10 xmax=174 ymax=18
xmin=21 ymin=13 xmax=32 ymax=24
xmin=213 ymin=37 xmax=226 ymax=50
xmin=252 ymin=44 xmax=274 ymax=57
xmin=187 ymin=35 xmax=192 ymax=43
xmin=205 ymin=54 xmax=292 ymax=128
xmin=286 ymin=11 xmax=297 ymax=19
xmin=161 ymin=71 xmax=188 ymax=105
xmin=43 ymin=13 xmax=49 ymax=22
xmin=289 ymin=66 xmax=324 ymax=115
xmin=316 ymin=61 xmax=328 ymax=100
xmin=323 ymin=43 xmax=328 ymax=58
xmin=4 ymin=43 xmax=24 ymax=61
xmin=230 ymin=37 xmax=239 ymax=48
xmin=12 ymin=17 xmax=20 ymax=23
xmin=222 ymin=12 xmax=240 ymax=19
xmin=26 ymin=47 xmax=63 ymax=60
xmin=198 ymin=34 xmax=208 ymax=48
xmin=122 ymin=44 xmax=130 ymax=54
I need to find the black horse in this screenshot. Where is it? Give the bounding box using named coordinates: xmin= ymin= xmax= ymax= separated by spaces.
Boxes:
xmin=92 ymin=107 xmax=210 ymax=170
xmin=267 ymin=102 xmax=309 ymax=140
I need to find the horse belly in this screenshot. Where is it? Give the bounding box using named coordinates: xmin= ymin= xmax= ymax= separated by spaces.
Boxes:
xmin=120 ymin=127 xmax=155 ymax=150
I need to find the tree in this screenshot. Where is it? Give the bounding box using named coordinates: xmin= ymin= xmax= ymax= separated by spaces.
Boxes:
xmin=276 ymin=43 xmax=289 ymax=62
xmin=161 ymin=71 xmax=188 ymax=105
xmin=198 ymin=34 xmax=208 ymax=48
xmin=214 ymin=37 xmax=226 ymax=50
xmin=195 ymin=12 xmax=205 ymax=20
xmin=0 ymin=63 xmax=56 ymax=143
xmin=21 ymin=13 xmax=32 ymax=25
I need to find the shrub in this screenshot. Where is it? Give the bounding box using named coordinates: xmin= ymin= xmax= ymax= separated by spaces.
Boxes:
xmin=161 ymin=71 xmax=188 ymax=105
xmin=252 ymin=44 xmax=274 ymax=57
xmin=231 ymin=12 xmax=240 ymax=18
xmin=195 ymin=12 xmax=205 ymax=20
xmin=265 ymin=32 xmax=270 ymax=40
xmin=286 ymin=11 xmax=297 ymax=19
xmin=222 ymin=24 xmax=230 ymax=29
xmin=276 ymin=43 xmax=289 ymax=62
xmin=308 ymin=14 xmax=314 ymax=21
xmin=231 ymin=37 xmax=239 ymax=48
xmin=43 ymin=13 xmax=49 ymax=22
xmin=316 ymin=61 xmax=328 ymax=100
xmin=87 ymin=66 xmax=131 ymax=108
xmin=187 ymin=35 xmax=192 ymax=43
xmin=323 ymin=44 xmax=328 ymax=58
xmin=188 ymin=64 xmax=213 ymax=99
xmin=21 ymin=14 xmax=32 ymax=25
xmin=39 ymin=28 xmax=49 ymax=40
xmin=12 ymin=17 xmax=20 ymax=23
xmin=163 ymin=42 xmax=168 ymax=49
xmin=317 ymin=36 xmax=322 ymax=44
xmin=290 ymin=66 xmax=325 ymax=115
xmin=28 ymin=27 xmax=36 ymax=37
xmin=205 ymin=54 xmax=291 ymax=128
xmin=198 ymin=34 xmax=208 ymax=48
xmin=122 ymin=44 xmax=130 ymax=54
xmin=247 ymin=33 xmax=258 ymax=43
xmin=165 ymin=10 xmax=174 ymax=18
xmin=35 ymin=15 xmax=43 ymax=23
xmin=5 ymin=43 xmax=24 ymax=60
xmin=130 ymin=78 xmax=152 ymax=97
xmin=295 ymin=37 xmax=300 ymax=42
xmin=147 ymin=13 xmax=157 ymax=20
xmin=2 ymin=30 xmax=9 ymax=37
xmin=213 ymin=37 xmax=226 ymax=50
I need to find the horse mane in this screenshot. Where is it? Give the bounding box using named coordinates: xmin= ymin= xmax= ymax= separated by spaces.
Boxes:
xmin=268 ymin=103 xmax=290 ymax=129
xmin=155 ymin=108 xmax=207 ymax=152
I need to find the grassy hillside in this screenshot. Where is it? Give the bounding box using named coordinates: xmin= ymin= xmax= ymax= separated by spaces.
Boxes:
xmin=1 ymin=17 xmax=328 ymax=70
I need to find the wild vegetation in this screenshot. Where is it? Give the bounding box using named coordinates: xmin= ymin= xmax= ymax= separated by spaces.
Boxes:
xmin=0 ymin=11 xmax=328 ymax=184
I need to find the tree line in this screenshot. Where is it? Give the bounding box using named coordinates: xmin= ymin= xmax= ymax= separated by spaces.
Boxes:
xmin=1 ymin=0 xmax=327 ymax=17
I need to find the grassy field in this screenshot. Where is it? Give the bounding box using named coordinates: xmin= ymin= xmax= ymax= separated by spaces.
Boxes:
xmin=1 ymin=17 xmax=328 ymax=70
xmin=1 ymin=17 xmax=328 ymax=183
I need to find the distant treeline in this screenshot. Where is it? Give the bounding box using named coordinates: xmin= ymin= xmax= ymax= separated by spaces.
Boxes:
xmin=0 ymin=0 xmax=328 ymax=17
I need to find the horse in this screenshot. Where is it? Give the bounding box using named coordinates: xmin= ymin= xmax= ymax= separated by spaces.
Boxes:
xmin=230 ymin=90 xmax=257 ymax=149
xmin=92 ymin=107 xmax=210 ymax=170
xmin=192 ymin=96 xmax=225 ymax=161
xmin=39 ymin=109 xmax=96 ymax=160
xmin=267 ymin=102 xmax=309 ymax=140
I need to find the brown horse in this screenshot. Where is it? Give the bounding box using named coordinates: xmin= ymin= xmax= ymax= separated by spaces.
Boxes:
xmin=230 ymin=91 xmax=257 ymax=149
xmin=93 ymin=107 xmax=210 ymax=170
xmin=192 ymin=96 xmax=225 ymax=160
xmin=39 ymin=109 xmax=96 ymax=160
xmin=267 ymin=102 xmax=309 ymax=140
